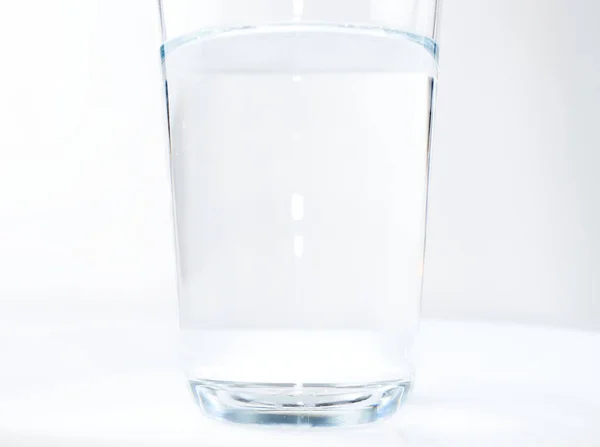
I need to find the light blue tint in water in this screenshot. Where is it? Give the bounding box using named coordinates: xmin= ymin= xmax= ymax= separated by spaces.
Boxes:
xmin=162 ymin=23 xmax=437 ymax=426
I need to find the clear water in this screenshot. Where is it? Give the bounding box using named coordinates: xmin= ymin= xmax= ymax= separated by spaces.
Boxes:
xmin=162 ymin=23 xmax=437 ymax=396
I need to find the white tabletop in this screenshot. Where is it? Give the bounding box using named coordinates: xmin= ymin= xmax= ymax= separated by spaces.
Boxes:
xmin=1 ymin=313 xmax=598 ymax=446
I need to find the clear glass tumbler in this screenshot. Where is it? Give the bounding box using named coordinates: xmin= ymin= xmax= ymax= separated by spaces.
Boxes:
xmin=159 ymin=0 xmax=440 ymax=426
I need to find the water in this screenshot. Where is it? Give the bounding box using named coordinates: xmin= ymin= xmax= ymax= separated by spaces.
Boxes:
xmin=162 ymin=23 xmax=437 ymax=425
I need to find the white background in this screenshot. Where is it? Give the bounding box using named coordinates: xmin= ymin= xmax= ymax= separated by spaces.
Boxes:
xmin=1 ymin=0 xmax=599 ymax=330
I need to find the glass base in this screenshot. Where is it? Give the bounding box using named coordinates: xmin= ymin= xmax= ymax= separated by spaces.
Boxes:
xmin=190 ymin=379 xmax=411 ymax=427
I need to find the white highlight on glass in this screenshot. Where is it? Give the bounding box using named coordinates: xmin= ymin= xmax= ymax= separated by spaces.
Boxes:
xmin=292 ymin=75 xmax=302 ymax=82
xmin=293 ymin=0 xmax=304 ymax=18
xmin=293 ymin=382 xmax=303 ymax=405
xmin=294 ymin=236 xmax=304 ymax=257
xmin=291 ymin=193 xmax=304 ymax=220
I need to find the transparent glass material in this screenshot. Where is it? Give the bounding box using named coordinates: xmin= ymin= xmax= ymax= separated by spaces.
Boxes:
xmin=159 ymin=0 xmax=440 ymax=426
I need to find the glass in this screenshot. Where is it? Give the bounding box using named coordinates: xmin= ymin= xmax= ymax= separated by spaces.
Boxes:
xmin=159 ymin=0 xmax=441 ymax=426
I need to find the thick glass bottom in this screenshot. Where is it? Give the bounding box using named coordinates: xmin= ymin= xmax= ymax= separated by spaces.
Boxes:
xmin=190 ymin=379 xmax=411 ymax=426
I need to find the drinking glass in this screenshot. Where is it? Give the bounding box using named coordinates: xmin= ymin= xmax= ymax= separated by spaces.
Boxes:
xmin=159 ymin=0 xmax=441 ymax=426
